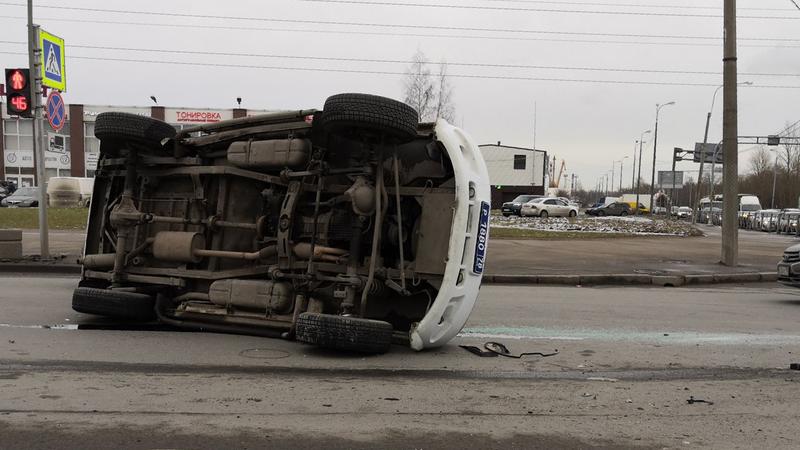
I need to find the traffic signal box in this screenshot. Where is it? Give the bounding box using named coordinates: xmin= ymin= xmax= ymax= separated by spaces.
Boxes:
xmin=5 ymin=68 xmax=33 ymax=118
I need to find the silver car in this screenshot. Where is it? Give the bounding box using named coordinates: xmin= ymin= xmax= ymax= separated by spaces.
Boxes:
xmin=0 ymin=186 xmax=40 ymax=207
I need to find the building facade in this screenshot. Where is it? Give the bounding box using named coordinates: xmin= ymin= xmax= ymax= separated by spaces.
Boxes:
xmin=1 ymin=103 xmax=270 ymax=187
xmin=479 ymin=143 xmax=547 ymax=208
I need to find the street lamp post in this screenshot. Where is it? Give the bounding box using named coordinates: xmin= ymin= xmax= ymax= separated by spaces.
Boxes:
xmin=691 ymin=81 xmax=752 ymax=225
xmin=634 ymin=130 xmax=652 ymax=214
xmin=611 ymin=162 xmax=616 ymax=196
xmin=650 ymin=102 xmax=676 ymax=216
xmin=619 ymin=156 xmax=628 ymax=192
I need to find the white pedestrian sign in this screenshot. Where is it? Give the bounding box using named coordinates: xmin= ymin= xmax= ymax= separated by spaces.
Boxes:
xmin=45 ymin=44 xmax=61 ymax=77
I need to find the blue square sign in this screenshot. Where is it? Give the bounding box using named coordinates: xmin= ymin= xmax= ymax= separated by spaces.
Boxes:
xmin=43 ymin=40 xmax=62 ymax=83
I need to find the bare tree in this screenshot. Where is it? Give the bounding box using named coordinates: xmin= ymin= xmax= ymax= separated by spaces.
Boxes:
xmin=403 ymin=51 xmax=456 ymax=122
xmin=749 ymin=146 xmax=772 ymax=176
xmin=779 ymin=120 xmax=800 ymax=173
xmin=403 ymin=50 xmax=435 ymax=121
xmin=434 ymin=60 xmax=455 ymax=123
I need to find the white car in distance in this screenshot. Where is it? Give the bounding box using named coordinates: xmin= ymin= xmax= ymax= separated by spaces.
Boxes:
xmin=520 ymin=197 xmax=579 ymax=218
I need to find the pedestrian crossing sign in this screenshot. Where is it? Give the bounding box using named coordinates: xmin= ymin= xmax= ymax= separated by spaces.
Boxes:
xmin=39 ymin=29 xmax=66 ymax=91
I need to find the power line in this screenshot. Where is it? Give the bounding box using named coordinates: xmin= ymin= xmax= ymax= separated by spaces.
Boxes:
xmin=2 ymin=50 xmax=800 ymax=89
xmin=298 ymin=0 xmax=800 ymax=19
xmin=1 ymin=40 xmax=798 ymax=78
xmin=0 ymin=0 xmax=798 ymax=23
xmin=790 ymin=0 xmax=800 ymax=11
xmin=0 ymin=5 xmax=794 ymax=43
xmin=479 ymin=0 xmax=794 ymax=12
xmin=2 ymin=16 xmax=799 ymax=50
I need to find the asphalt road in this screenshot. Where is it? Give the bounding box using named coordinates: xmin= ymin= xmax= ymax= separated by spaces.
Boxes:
xmin=20 ymin=223 xmax=797 ymax=275
xmin=2 ymin=275 xmax=800 ymax=449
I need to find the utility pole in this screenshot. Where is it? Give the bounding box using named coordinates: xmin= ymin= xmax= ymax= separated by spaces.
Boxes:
xmin=631 ymin=140 xmax=638 ymax=191
xmin=721 ymin=0 xmax=738 ymax=266
xmin=771 ymin=149 xmax=779 ymax=209
xmin=27 ymin=0 xmax=49 ymax=259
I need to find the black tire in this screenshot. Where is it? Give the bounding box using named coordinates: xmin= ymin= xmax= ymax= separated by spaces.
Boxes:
xmin=94 ymin=112 xmax=176 ymax=154
xmin=620 ymin=211 xmax=628 ymax=216
xmin=597 ymin=210 xmax=606 ymax=217
xmin=569 ymin=210 xmax=577 ymax=218
xmin=72 ymin=287 xmax=156 ymax=321
xmin=539 ymin=210 xmax=549 ymax=218
xmin=321 ymin=93 xmax=419 ymax=143
xmin=502 ymin=213 xmax=511 ymax=217
xmin=296 ymin=312 xmax=393 ymax=354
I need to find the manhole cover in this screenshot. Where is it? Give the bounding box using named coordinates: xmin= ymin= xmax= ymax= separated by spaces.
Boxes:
xmin=239 ymin=348 xmax=291 ymax=359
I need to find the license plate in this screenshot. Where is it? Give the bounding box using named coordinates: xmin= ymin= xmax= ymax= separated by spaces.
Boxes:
xmin=779 ymin=265 xmax=790 ymax=277
xmin=473 ymin=201 xmax=490 ymax=274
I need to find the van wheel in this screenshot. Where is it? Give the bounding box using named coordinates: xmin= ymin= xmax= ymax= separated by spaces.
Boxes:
xmin=72 ymin=287 xmax=156 ymax=321
xmin=95 ymin=112 xmax=176 ymax=156
xmin=321 ymin=93 xmax=419 ymax=144
xmin=296 ymin=312 xmax=393 ymax=354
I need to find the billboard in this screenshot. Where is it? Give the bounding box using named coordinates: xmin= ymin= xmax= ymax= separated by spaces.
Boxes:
xmin=693 ymin=143 xmax=724 ymax=164
xmin=658 ymin=171 xmax=684 ymax=189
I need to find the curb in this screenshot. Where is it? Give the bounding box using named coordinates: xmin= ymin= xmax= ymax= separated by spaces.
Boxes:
xmin=0 ymin=262 xmax=81 ymax=275
xmin=0 ymin=263 xmax=779 ymax=287
xmin=483 ymin=272 xmax=777 ymax=287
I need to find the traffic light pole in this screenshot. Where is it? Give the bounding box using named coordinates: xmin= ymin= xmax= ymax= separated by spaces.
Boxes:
xmin=27 ymin=0 xmax=49 ymax=259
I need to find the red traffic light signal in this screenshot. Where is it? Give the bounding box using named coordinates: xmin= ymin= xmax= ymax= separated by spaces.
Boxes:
xmin=5 ymin=68 xmax=32 ymax=117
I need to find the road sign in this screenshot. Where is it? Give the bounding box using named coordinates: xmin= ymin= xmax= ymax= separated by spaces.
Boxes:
xmin=693 ymin=143 xmax=723 ymax=164
xmin=39 ymin=29 xmax=66 ymax=91
xmin=46 ymin=91 xmax=66 ymax=131
xmin=658 ymin=171 xmax=684 ymax=189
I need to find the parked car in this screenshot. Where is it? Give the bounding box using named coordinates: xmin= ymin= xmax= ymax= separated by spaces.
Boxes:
xmin=676 ymin=206 xmax=692 ymax=219
xmin=759 ymin=209 xmax=781 ymax=232
xmin=777 ymin=243 xmax=800 ymax=287
xmin=0 ymin=186 xmax=40 ymax=207
xmin=0 ymin=180 xmax=17 ymax=204
xmin=72 ymin=93 xmax=491 ymax=354
xmin=652 ymin=206 xmax=667 ymax=215
xmin=501 ymin=195 xmax=543 ymax=217
xmin=520 ymin=197 xmax=579 ymax=218
xmin=711 ymin=208 xmax=724 ymax=226
xmin=586 ymin=201 xmax=631 ymax=217
xmin=748 ymin=210 xmax=764 ymax=230
xmin=776 ymin=209 xmax=800 ymax=234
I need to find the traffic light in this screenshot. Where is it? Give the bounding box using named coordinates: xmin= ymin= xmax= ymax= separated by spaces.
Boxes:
xmin=5 ymin=68 xmax=33 ymax=118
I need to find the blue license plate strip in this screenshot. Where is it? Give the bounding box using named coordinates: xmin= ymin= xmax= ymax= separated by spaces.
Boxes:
xmin=473 ymin=201 xmax=490 ymax=274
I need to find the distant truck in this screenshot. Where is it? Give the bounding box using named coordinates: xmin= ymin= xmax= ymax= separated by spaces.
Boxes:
xmin=618 ymin=194 xmax=651 ymax=210
xmin=47 ymin=177 xmax=94 ymax=207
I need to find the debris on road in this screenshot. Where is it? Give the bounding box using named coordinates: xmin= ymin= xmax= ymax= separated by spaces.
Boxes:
xmin=492 ymin=215 xmax=702 ymax=237
xmin=789 ymin=363 xmax=800 ymax=370
xmin=687 ymin=396 xmax=714 ymax=405
xmin=459 ymin=342 xmax=559 ymax=358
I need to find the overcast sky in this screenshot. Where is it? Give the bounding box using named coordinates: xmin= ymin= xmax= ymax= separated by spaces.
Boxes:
xmin=1 ymin=0 xmax=799 ymax=189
